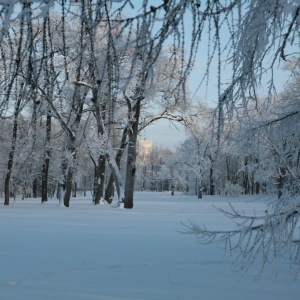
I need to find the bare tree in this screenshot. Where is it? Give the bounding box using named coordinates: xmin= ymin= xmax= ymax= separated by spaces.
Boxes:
xmin=1 ymin=4 xmax=300 ymax=276
xmin=182 ymin=62 xmax=300 ymax=277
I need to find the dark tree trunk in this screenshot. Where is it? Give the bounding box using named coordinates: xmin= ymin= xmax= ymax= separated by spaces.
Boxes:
xmin=56 ymin=181 xmax=61 ymax=200
xmin=61 ymin=96 xmax=83 ymax=207
xmin=255 ymin=182 xmax=260 ymax=194
xmin=243 ymin=174 xmax=250 ymax=194
xmin=197 ymin=179 xmax=203 ymax=199
xmin=64 ymin=165 xmax=74 ymax=208
xmin=41 ymin=114 xmax=51 ymax=203
xmin=72 ymin=182 xmax=77 ymax=197
xmin=243 ymin=157 xmax=251 ymax=195
xmin=124 ymin=101 xmax=141 ymax=209
xmin=209 ymin=162 xmax=215 ymax=195
xmin=104 ymin=174 xmax=114 ymax=204
xmin=151 ymin=165 xmax=155 ymax=191
xmin=62 ymin=142 xmax=79 ymax=207
xmin=94 ymin=155 xmax=106 ymax=204
xmin=32 ymin=178 xmax=38 ymax=198
xmin=4 ymin=172 xmax=12 ymax=206
xmin=124 ymin=140 xmax=137 ymax=208
xmin=41 ymin=162 xmax=49 ymax=202
xmin=92 ymin=168 xmax=97 ymax=202
xmin=58 ymin=145 xmax=76 ymax=207
xmin=4 ymin=84 xmax=23 ymax=205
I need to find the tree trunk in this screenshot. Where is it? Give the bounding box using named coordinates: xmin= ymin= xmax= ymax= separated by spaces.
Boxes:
xmin=32 ymin=178 xmax=38 ymax=198
xmin=41 ymin=114 xmax=51 ymax=203
xmin=124 ymin=101 xmax=141 ymax=209
xmin=4 ymin=83 xmax=23 ymax=205
xmin=104 ymin=174 xmax=114 ymax=204
xmin=92 ymin=163 xmax=98 ymax=203
xmin=105 ymin=152 xmax=124 ymax=202
xmin=60 ymin=95 xmax=83 ymax=207
xmin=209 ymin=162 xmax=215 ymax=195
xmin=104 ymin=127 xmax=127 ymax=203
xmin=243 ymin=157 xmax=250 ymax=194
xmin=72 ymin=182 xmax=77 ymax=197
xmin=198 ymin=179 xmax=203 ymax=199
xmin=58 ymin=146 xmax=76 ymax=207
xmin=56 ymin=181 xmax=61 ymax=200
xmin=41 ymin=162 xmax=49 ymax=202
xmin=255 ymin=182 xmax=260 ymax=194
xmin=63 ymin=146 xmax=79 ymax=207
xmin=64 ymin=165 xmax=74 ymax=208
xmin=4 ymin=172 xmax=11 ymax=206
xmin=94 ymin=155 xmax=106 ymax=204
xmin=124 ymin=138 xmax=137 ymax=208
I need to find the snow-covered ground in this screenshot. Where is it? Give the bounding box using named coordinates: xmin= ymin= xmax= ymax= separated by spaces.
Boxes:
xmin=0 ymin=191 xmax=298 ymax=300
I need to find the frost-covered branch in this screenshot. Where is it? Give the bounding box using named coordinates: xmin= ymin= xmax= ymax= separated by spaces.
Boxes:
xmin=182 ymin=196 xmax=300 ymax=278
xmin=139 ymin=110 xmax=186 ymax=132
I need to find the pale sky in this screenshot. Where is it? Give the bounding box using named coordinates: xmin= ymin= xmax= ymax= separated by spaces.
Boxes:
xmin=140 ymin=118 xmax=186 ymax=150
xmin=138 ymin=1 xmax=291 ymax=150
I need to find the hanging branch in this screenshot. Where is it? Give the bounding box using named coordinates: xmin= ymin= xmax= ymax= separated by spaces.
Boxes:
xmin=181 ymin=199 xmax=300 ymax=278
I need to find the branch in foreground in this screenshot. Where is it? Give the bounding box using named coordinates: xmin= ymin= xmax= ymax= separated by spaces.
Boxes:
xmin=181 ymin=198 xmax=300 ymax=279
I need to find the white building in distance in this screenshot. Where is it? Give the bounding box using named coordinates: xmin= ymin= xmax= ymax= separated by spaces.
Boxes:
xmin=138 ymin=139 xmax=153 ymax=160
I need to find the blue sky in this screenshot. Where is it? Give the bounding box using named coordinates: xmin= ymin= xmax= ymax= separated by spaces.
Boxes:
xmin=137 ymin=1 xmax=293 ymax=149
xmin=48 ymin=1 xmax=292 ymax=149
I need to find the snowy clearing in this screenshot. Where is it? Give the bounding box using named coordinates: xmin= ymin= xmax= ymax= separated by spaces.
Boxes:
xmin=0 ymin=192 xmax=298 ymax=300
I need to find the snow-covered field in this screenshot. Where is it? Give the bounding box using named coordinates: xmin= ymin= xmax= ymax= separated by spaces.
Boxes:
xmin=0 ymin=191 xmax=298 ymax=300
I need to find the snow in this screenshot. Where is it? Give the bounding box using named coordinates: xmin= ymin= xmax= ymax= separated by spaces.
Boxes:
xmin=0 ymin=192 xmax=298 ymax=300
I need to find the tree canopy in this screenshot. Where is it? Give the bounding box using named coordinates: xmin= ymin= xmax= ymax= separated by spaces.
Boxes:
xmin=1 ymin=0 xmax=300 ymax=277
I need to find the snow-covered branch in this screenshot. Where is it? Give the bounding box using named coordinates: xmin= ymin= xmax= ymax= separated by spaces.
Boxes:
xmin=139 ymin=110 xmax=186 ymax=132
xmin=181 ymin=197 xmax=300 ymax=278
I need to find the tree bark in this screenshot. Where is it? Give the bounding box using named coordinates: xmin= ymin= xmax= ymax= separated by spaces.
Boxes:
xmin=94 ymin=155 xmax=106 ymax=204
xmin=124 ymin=100 xmax=141 ymax=209
xmin=72 ymin=182 xmax=77 ymax=197
xmin=41 ymin=114 xmax=51 ymax=203
xmin=63 ymin=163 xmax=74 ymax=208
xmin=197 ymin=179 xmax=203 ymax=199
xmin=104 ymin=174 xmax=114 ymax=204
xmin=104 ymin=127 xmax=127 ymax=203
xmin=4 ymin=83 xmax=23 ymax=205
xmin=209 ymin=157 xmax=215 ymax=195
xmin=32 ymin=178 xmax=38 ymax=198
xmin=58 ymin=145 xmax=76 ymax=207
